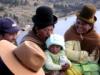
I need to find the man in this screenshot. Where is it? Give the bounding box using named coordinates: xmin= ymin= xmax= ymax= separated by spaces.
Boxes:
xmin=0 ymin=17 xmax=20 ymax=43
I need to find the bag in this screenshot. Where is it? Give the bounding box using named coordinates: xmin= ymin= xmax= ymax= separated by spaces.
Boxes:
xmin=65 ymin=66 xmax=82 ymax=75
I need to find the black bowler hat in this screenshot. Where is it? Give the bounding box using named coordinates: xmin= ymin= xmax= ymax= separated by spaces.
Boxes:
xmin=32 ymin=6 xmax=57 ymax=29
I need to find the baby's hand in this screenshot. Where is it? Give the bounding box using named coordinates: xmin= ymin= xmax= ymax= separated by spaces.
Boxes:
xmin=61 ymin=64 xmax=69 ymax=71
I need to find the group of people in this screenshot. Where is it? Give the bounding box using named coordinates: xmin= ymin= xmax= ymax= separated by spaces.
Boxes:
xmin=0 ymin=3 xmax=99 ymax=75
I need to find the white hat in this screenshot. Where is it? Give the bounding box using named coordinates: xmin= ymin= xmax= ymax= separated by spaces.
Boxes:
xmin=46 ymin=34 xmax=65 ymax=50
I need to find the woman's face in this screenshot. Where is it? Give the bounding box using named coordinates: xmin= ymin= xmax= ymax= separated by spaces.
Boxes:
xmin=37 ymin=26 xmax=54 ymax=41
xmin=75 ymin=19 xmax=92 ymax=34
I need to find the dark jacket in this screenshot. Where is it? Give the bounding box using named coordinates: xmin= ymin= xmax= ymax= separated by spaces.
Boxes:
xmin=0 ymin=57 xmax=14 ymax=75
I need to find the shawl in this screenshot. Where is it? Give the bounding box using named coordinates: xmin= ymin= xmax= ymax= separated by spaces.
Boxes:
xmin=24 ymin=31 xmax=46 ymax=51
xmin=64 ymin=25 xmax=100 ymax=59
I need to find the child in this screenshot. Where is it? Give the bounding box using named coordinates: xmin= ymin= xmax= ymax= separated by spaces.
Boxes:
xmin=44 ymin=34 xmax=71 ymax=75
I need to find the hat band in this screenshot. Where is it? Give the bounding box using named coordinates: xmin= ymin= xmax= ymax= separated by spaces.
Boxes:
xmin=78 ymin=16 xmax=95 ymax=24
xmin=13 ymin=52 xmax=36 ymax=72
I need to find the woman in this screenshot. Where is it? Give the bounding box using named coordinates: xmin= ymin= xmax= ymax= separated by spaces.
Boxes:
xmin=20 ymin=6 xmax=58 ymax=75
xmin=21 ymin=6 xmax=58 ymax=51
xmin=64 ymin=4 xmax=100 ymax=75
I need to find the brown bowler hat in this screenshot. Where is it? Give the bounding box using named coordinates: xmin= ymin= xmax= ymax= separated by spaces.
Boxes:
xmin=76 ymin=3 xmax=97 ymax=24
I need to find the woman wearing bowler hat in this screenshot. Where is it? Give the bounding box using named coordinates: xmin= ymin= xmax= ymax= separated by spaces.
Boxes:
xmin=19 ymin=6 xmax=58 ymax=75
xmin=64 ymin=3 xmax=100 ymax=75
xmin=22 ymin=6 xmax=58 ymax=51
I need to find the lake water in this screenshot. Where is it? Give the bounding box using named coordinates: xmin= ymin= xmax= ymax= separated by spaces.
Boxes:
xmin=54 ymin=10 xmax=100 ymax=36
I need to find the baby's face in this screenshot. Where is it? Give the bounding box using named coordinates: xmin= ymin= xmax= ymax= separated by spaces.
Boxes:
xmin=49 ymin=44 xmax=61 ymax=54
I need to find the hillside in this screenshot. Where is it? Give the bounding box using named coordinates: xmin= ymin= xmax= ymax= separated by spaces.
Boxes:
xmin=0 ymin=0 xmax=100 ymax=28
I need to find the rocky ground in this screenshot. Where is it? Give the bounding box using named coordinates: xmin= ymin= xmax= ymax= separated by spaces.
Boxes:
xmin=0 ymin=0 xmax=100 ymax=28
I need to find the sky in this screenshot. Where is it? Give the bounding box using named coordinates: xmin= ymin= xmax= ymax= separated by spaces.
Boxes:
xmin=54 ymin=10 xmax=100 ymax=36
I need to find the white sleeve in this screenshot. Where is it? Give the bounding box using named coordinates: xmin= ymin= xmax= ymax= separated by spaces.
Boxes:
xmin=45 ymin=52 xmax=62 ymax=70
xmin=60 ymin=51 xmax=72 ymax=67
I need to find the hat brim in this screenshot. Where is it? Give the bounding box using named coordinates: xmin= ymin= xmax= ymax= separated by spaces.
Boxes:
xmin=5 ymin=27 xmax=20 ymax=33
xmin=53 ymin=15 xmax=58 ymax=24
xmin=0 ymin=40 xmax=45 ymax=75
xmin=76 ymin=12 xmax=97 ymax=24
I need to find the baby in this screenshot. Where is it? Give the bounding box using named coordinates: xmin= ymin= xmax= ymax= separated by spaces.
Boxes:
xmin=44 ymin=34 xmax=71 ymax=75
